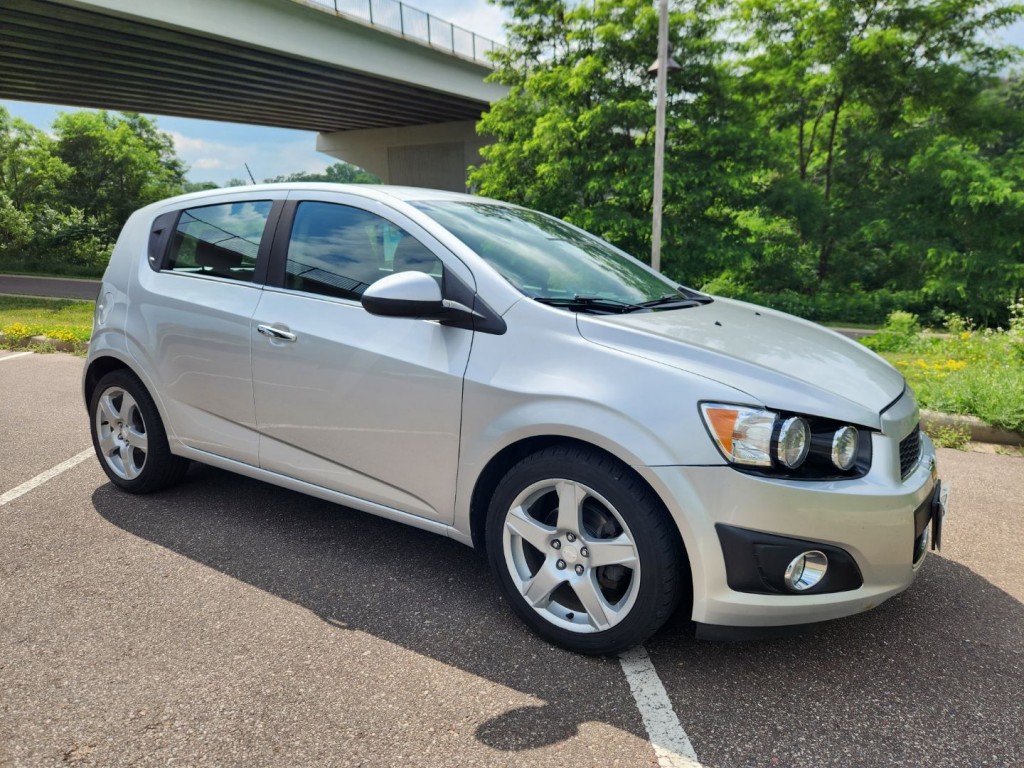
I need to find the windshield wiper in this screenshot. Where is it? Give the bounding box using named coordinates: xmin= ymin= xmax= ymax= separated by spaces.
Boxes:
xmin=535 ymin=292 xmax=714 ymax=314
xmin=534 ymin=296 xmax=643 ymax=314
xmin=635 ymin=293 xmax=714 ymax=310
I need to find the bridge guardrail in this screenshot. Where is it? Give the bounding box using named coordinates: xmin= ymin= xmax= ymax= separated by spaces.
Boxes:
xmin=299 ymin=0 xmax=502 ymax=65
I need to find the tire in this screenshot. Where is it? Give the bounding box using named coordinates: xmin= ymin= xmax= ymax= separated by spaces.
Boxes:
xmin=486 ymin=444 xmax=685 ymax=655
xmin=89 ymin=370 xmax=189 ymax=493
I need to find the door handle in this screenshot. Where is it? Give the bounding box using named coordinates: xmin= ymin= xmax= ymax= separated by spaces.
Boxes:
xmin=257 ymin=324 xmax=297 ymax=342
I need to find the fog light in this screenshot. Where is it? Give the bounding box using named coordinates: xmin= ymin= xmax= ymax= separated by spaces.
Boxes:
xmin=784 ymin=551 xmax=828 ymax=592
xmin=913 ymin=526 xmax=930 ymax=564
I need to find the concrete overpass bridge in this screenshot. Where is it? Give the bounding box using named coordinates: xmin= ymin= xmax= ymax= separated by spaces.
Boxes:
xmin=0 ymin=0 xmax=508 ymax=190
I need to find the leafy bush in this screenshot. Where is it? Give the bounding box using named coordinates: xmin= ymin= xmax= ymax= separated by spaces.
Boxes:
xmin=0 ymin=192 xmax=34 ymax=266
xmin=26 ymin=205 xmax=113 ymax=276
xmin=1008 ymin=299 xmax=1024 ymax=363
xmin=861 ymin=311 xmax=923 ymax=353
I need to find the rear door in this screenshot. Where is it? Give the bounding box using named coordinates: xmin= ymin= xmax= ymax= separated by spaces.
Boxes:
xmin=130 ymin=193 xmax=283 ymax=465
xmin=250 ymin=192 xmax=474 ymax=524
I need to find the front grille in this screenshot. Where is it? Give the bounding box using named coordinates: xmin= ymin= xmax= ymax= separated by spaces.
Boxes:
xmin=899 ymin=425 xmax=922 ymax=478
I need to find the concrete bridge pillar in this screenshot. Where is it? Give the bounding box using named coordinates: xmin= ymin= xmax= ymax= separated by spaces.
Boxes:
xmin=317 ymin=120 xmax=488 ymax=192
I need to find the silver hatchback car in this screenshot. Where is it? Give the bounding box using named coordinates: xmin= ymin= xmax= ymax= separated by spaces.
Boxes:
xmin=84 ymin=184 xmax=947 ymax=654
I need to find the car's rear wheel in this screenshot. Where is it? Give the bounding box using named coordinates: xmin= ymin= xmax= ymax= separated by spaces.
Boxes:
xmin=90 ymin=370 xmax=189 ymax=493
xmin=486 ymin=444 xmax=684 ymax=654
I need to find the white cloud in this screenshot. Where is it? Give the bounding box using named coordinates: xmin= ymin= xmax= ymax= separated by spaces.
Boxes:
xmin=168 ymin=131 xmax=212 ymax=154
xmin=192 ymin=157 xmax=226 ymax=170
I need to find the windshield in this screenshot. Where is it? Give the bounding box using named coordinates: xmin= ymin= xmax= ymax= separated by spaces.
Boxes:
xmin=412 ymin=201 xmax=693 ymax=309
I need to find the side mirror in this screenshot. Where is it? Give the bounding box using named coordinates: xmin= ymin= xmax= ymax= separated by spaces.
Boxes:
xmin=362 ymin=271 xmax=451 ymax=318
xmin=363 ymin=269 xmax=507 ymax=335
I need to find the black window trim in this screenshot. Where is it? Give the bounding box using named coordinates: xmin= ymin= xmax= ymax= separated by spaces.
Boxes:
xmin=147 ymin=209 xmax=180 ymax=273
xmin=265 ymin=199 xmax=298 ymax=290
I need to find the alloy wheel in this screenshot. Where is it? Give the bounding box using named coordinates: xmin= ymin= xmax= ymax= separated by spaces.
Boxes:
xmin=502 ymin=478 xmax=641 ymax=633
xmin=94 ymin=386 xmax=149 ymax=481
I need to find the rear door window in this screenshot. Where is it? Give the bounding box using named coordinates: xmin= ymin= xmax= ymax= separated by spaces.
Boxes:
xmin=166 ymin=201 xmax=274 ymax=282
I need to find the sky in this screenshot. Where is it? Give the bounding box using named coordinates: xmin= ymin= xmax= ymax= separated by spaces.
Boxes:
xmin=2 ymin=1 xmax=1022 ymax=186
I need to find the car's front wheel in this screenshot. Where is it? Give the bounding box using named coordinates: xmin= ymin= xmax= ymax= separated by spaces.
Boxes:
xmin=486 ymin=445 xmax=685 ymax=654
xmin=89 ymin=369 xmax=189 ymax=493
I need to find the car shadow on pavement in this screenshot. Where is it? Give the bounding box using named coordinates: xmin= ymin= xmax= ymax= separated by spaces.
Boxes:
xmin=90 ymin=464 xmax=649 ymax=752
xmin=91 ymin=465 xmax=1024 ymax=763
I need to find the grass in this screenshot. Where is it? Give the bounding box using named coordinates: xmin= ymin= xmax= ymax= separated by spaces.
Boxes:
xmin=0 ymin=296 xmax=95 ymax=351
xmin=882 ymin=345 xmax=1024 ymax=434
xmin=926 ymin=424 xmax=972 ymax=450
xmin=865 ymin=309 xmax=1024 ymax=435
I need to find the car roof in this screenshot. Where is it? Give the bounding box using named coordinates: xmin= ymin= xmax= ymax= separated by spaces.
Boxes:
xmin=149 ymin=183 xmax=508 ymax=209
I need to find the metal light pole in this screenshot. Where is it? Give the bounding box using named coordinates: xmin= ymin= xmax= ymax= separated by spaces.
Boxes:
xmin=649 ymin=0 xmax=677 ymax=273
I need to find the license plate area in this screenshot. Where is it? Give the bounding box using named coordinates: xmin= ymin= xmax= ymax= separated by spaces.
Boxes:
xmin=913 ymin=480 xmax=949 ymax=563
xmin=932 ymin=480 xmax=949 ymax=551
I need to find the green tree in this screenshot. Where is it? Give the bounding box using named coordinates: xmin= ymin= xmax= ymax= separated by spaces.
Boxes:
xmin=471 ymin=0 xmax=768 ymax=286
xmin=0 ymin=108 xmax=191 ymax=275
xmin=0 ymin=107 xmax=71 ymax=211
xmin=0 ymin=107 xmax=107 ymax=274
xmin=52 ymin=110 xmax=186 ymax=242
xmin=734 ymin=0 xmax=1023 ymax=313
xmin=183 ymin=181 xmax=220 ymax=193
xmin=0 ymin=191 xmax=34 ymax=270
xmin=263 ymin=162 xmax=378 ymax=184
xmin=911 ymin=78 xmax=1024 ymax=322
xmin=474 ymin=0 xmax=1024 ymax=324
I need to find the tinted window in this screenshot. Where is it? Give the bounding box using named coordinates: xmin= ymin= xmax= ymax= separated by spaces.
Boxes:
xmin=285 ymin=202 xmax=441 ymax=301
xmin=166 ymin=201 xmax=273 ymax=282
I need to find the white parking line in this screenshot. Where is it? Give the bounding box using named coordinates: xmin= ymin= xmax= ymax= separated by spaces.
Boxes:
xmin=0 ymin=351 xmax=34 ymax=363
xmin=0 ymin=449 xmax=94 ymax=507
xmin=620 ymin=645 xmax=702 ymax=768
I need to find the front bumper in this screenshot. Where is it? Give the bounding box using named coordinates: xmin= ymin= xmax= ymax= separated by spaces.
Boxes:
xmin=639 ymin=429 xmax=939 ymax=628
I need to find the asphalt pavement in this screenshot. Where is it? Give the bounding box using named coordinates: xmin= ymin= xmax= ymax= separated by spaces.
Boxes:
xmin=0 ymin=275 xmax=100 ymax=301
xmin=1 ymin=351 xmax=1021 ymax=767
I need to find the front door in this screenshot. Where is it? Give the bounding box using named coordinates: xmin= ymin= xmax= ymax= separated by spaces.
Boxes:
xmin=250 ymin=196 xmax=472 ymax=523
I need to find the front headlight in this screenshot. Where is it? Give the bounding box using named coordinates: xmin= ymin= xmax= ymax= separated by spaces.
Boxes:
xmin=831 ymin=426 xmax=859 ymax=470
xmin=777 ymin=416 xmax=811 ymax=468
xmin=699 ymin=402 xmax=870 ymax=479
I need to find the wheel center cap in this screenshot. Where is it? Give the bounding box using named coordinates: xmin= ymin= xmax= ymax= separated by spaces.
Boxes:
xmin=562 ymin=544 xmax=579 ymax=564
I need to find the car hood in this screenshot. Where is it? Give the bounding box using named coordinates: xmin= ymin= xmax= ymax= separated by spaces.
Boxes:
xmin=575 ymin=297 xmax=905 ymax=429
